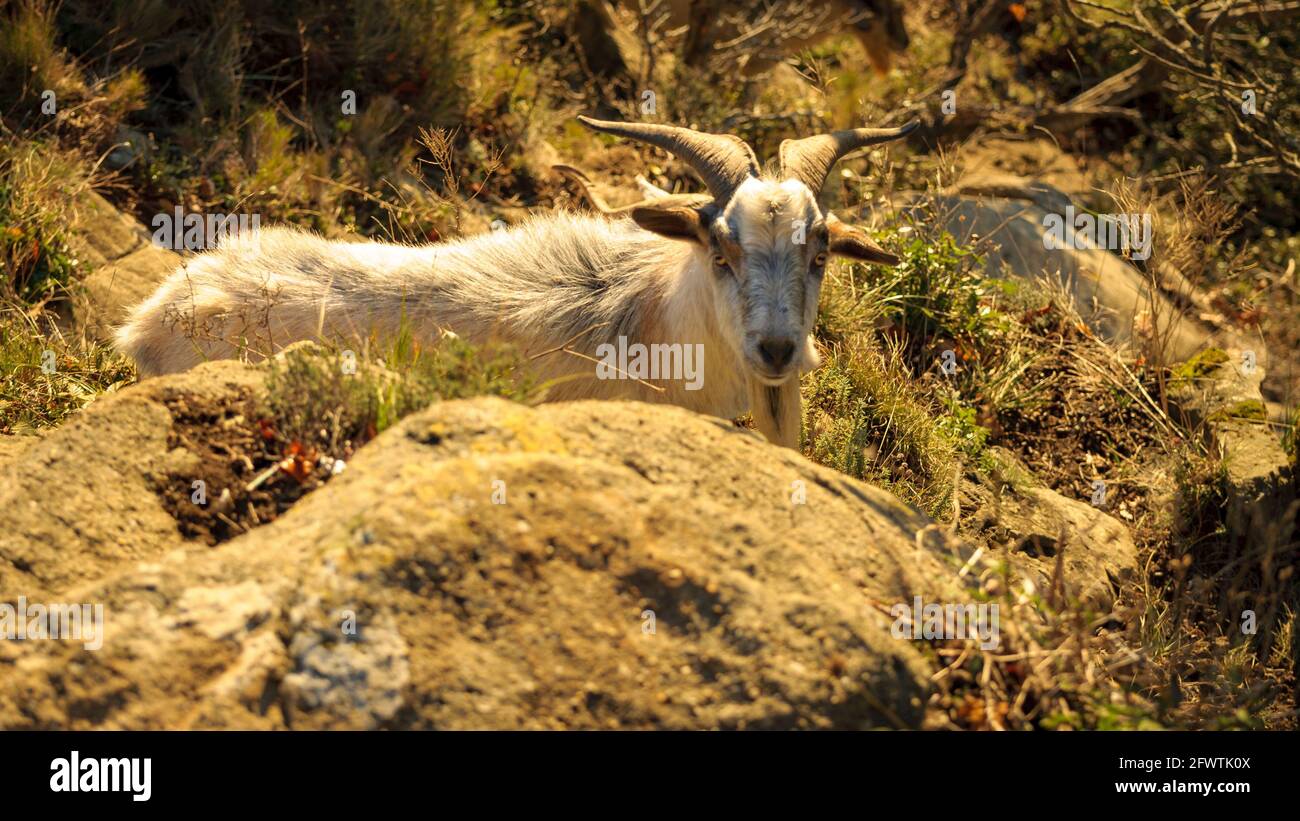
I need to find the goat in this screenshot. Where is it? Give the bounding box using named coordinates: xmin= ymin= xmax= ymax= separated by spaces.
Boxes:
xmin=115 ymin=117 xmax=916 ymax=448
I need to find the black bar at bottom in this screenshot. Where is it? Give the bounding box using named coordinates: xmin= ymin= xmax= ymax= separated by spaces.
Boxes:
xmin=6 ymin=729 xmax=1290 ymax=809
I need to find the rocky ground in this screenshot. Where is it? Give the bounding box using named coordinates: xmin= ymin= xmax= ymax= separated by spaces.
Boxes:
xmin=0 ymin=350 xmax=1138 ymax=730
xmin=0 ymin=182 xmax=1287 ymax=729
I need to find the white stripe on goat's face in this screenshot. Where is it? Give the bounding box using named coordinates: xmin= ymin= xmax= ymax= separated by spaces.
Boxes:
xmin=711 ymin=177 xmax=827 ymax=385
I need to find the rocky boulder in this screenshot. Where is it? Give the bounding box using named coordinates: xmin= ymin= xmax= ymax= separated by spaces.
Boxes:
xmin=65 ymin=190 xmax=181 ymax=342
xmin=0 ymin=361 xmax=264 ymax=599
xmin=1 ymin=361 xmax=1007 ymax=729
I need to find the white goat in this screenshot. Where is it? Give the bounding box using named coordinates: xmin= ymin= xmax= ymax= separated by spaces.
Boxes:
xmin=115 ymin=117 xmax=916 ymax=448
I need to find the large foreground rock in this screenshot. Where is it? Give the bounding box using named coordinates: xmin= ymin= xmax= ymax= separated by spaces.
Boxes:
xmin=1 ymin=366 xmax=999 ymax=729
xmin=0 ymin=361 xmax=263 ymax=598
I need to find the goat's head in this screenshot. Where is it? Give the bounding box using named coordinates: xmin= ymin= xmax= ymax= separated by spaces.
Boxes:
xmin=577 ymin=115 xmax=917 ymax=386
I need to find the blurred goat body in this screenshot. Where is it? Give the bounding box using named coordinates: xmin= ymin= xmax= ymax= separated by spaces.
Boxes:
xmin=595 ymin=0 xmax=908 ymax=75
xmin=118 ymin=116 xmax=915 ymax=448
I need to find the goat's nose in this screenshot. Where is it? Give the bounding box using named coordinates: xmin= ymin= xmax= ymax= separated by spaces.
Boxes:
xmin=758 ymin=337 xmax=796 ymax=370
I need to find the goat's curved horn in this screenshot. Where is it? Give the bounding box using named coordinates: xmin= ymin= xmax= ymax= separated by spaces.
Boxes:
xmin=779 ymin=119 xmax=920 ymax=196
xmin=553 ymin=164 xmax=713 ymax=216
xmin=577 ymin=115 xmax=759 ymax=202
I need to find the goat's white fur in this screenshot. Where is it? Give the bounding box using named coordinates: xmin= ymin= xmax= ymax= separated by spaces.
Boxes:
xmin=117 ymin=108 xmax=917 ymax=450
xmin=115 ymin=207 xmax=811 ymax=441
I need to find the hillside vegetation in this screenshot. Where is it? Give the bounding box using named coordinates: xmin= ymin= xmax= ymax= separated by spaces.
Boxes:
xmin=1 ymin=0 xmax=1296 ymax=729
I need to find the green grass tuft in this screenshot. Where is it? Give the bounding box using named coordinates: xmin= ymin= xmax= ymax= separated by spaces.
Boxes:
xmin=0 ymin=139 xmax=89 ymax=303
xmin=264 ymin=328 xmax=539 ymax=460
xmin=802 ymin=335 xmax=963 ymax=518
xmin=0 ymin=305 xmax=136 ymax=433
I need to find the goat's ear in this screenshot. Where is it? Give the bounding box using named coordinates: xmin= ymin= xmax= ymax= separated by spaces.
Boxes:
xmin=630 ymin=204 xmax=706 ymax=244
xmin=827 ymin=214 xmax=900 ymax=265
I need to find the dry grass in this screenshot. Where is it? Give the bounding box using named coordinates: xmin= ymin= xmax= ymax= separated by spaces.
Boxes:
xmin=0 ymin=137 xmax=93 ymax=304
xmin=0 ymin=305 xmax=136 ymax=434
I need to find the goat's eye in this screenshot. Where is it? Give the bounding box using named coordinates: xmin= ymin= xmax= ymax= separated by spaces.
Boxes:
xmin=813 ymin=253 xmax=828 ymax=267
xmin=713 ymin=255 xmax=729 ymax=268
